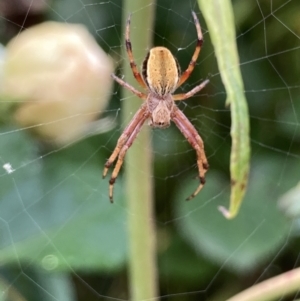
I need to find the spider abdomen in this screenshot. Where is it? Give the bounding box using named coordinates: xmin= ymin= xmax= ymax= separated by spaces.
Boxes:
xmin=142 ymin=47 xmax=180 ymax=96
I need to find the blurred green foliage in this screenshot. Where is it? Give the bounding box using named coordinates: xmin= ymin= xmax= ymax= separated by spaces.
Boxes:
xmin=0 ymin=0 xmax=300 ymax=300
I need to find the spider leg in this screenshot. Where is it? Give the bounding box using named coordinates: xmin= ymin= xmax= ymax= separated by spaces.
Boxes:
xmin=112 ymin=74 xmax=147 ymax=100
xmin=103 ymin=104 xmax=147 ymax=179
xmin=108 ymin=112 xmax=148 ymax=202
xmin=176 ymin=11 xmax=203 ymax=88
xmin=103 ymin=104 xmax=149 ymax=202
xmin=173 ymin=79 xmax=209 ymax=101
xmin=125 ymin=14 xmax=148 ymax=90
xmin=171 ymin=106 xmax=209 ymax=200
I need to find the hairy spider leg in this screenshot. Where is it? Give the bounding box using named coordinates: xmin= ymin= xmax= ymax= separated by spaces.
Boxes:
xmin=103 ymin=104 xmax=147 ymax=178
xmin=171 ymin=106 xmax=209 ymax=200
xmin=108 ymin=112 xmax=149 ymax=202
xmin=173 ymin=79 xmax=209 ymax=101
xmin=176 ymin=11 xmax=203 ymax=88
xmin=125 ymin=14 xmax=149 ymax=90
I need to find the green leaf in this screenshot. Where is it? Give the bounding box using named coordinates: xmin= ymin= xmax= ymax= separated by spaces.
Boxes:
xmin=279 ymin=182 xmax=300 ymax=218
xmin=175 ymin=156 xmax=294 ymax=273
xmin=198 ymin=0 xmax=250 ymax=218
xmin=0 ymin=267 xmax=75 ymax=301
xmin=158 ymin=233 xmax=216 ymax=286
xmin=0 ymin=128 xmax=127 ymax=271
xmin=0 ymin=127 xmax=40 ymax=214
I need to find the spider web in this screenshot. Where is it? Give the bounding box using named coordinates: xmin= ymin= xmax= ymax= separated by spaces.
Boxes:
xmin=0 ymin=0 xmax=300 ymax=300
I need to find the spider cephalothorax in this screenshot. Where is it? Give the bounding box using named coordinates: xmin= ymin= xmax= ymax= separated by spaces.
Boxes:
xmin=103 ymin=11 xmax=209 ymax=202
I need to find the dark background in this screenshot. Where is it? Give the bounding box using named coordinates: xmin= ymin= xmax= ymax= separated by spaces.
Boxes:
xmin=0 ymin=0 xmax=300 ymax=300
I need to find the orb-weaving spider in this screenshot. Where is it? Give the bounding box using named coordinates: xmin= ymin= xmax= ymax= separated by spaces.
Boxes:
xmin=103 ymin=11 xmax=209 ymax=202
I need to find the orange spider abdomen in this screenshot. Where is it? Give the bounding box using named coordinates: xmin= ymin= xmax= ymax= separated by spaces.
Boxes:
xmin=142 ymin=47 xmax=180 ymax=96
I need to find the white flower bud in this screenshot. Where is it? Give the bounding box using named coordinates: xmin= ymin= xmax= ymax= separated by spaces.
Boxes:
xmin=2 ymin=21 xmax=114 ymax=145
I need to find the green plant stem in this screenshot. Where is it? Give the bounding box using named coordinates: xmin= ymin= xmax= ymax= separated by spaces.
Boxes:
xmin=227 ymin=267 xmax=300 ymax=301
xmin=122 ymin=1 xmax=157 ymax=300
xmin=197 ymin=0 xmax=250 ymax=219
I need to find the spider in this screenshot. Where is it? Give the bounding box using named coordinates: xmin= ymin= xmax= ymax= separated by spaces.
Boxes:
xmin=103 ymin=11 xmax=209 ymax=202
